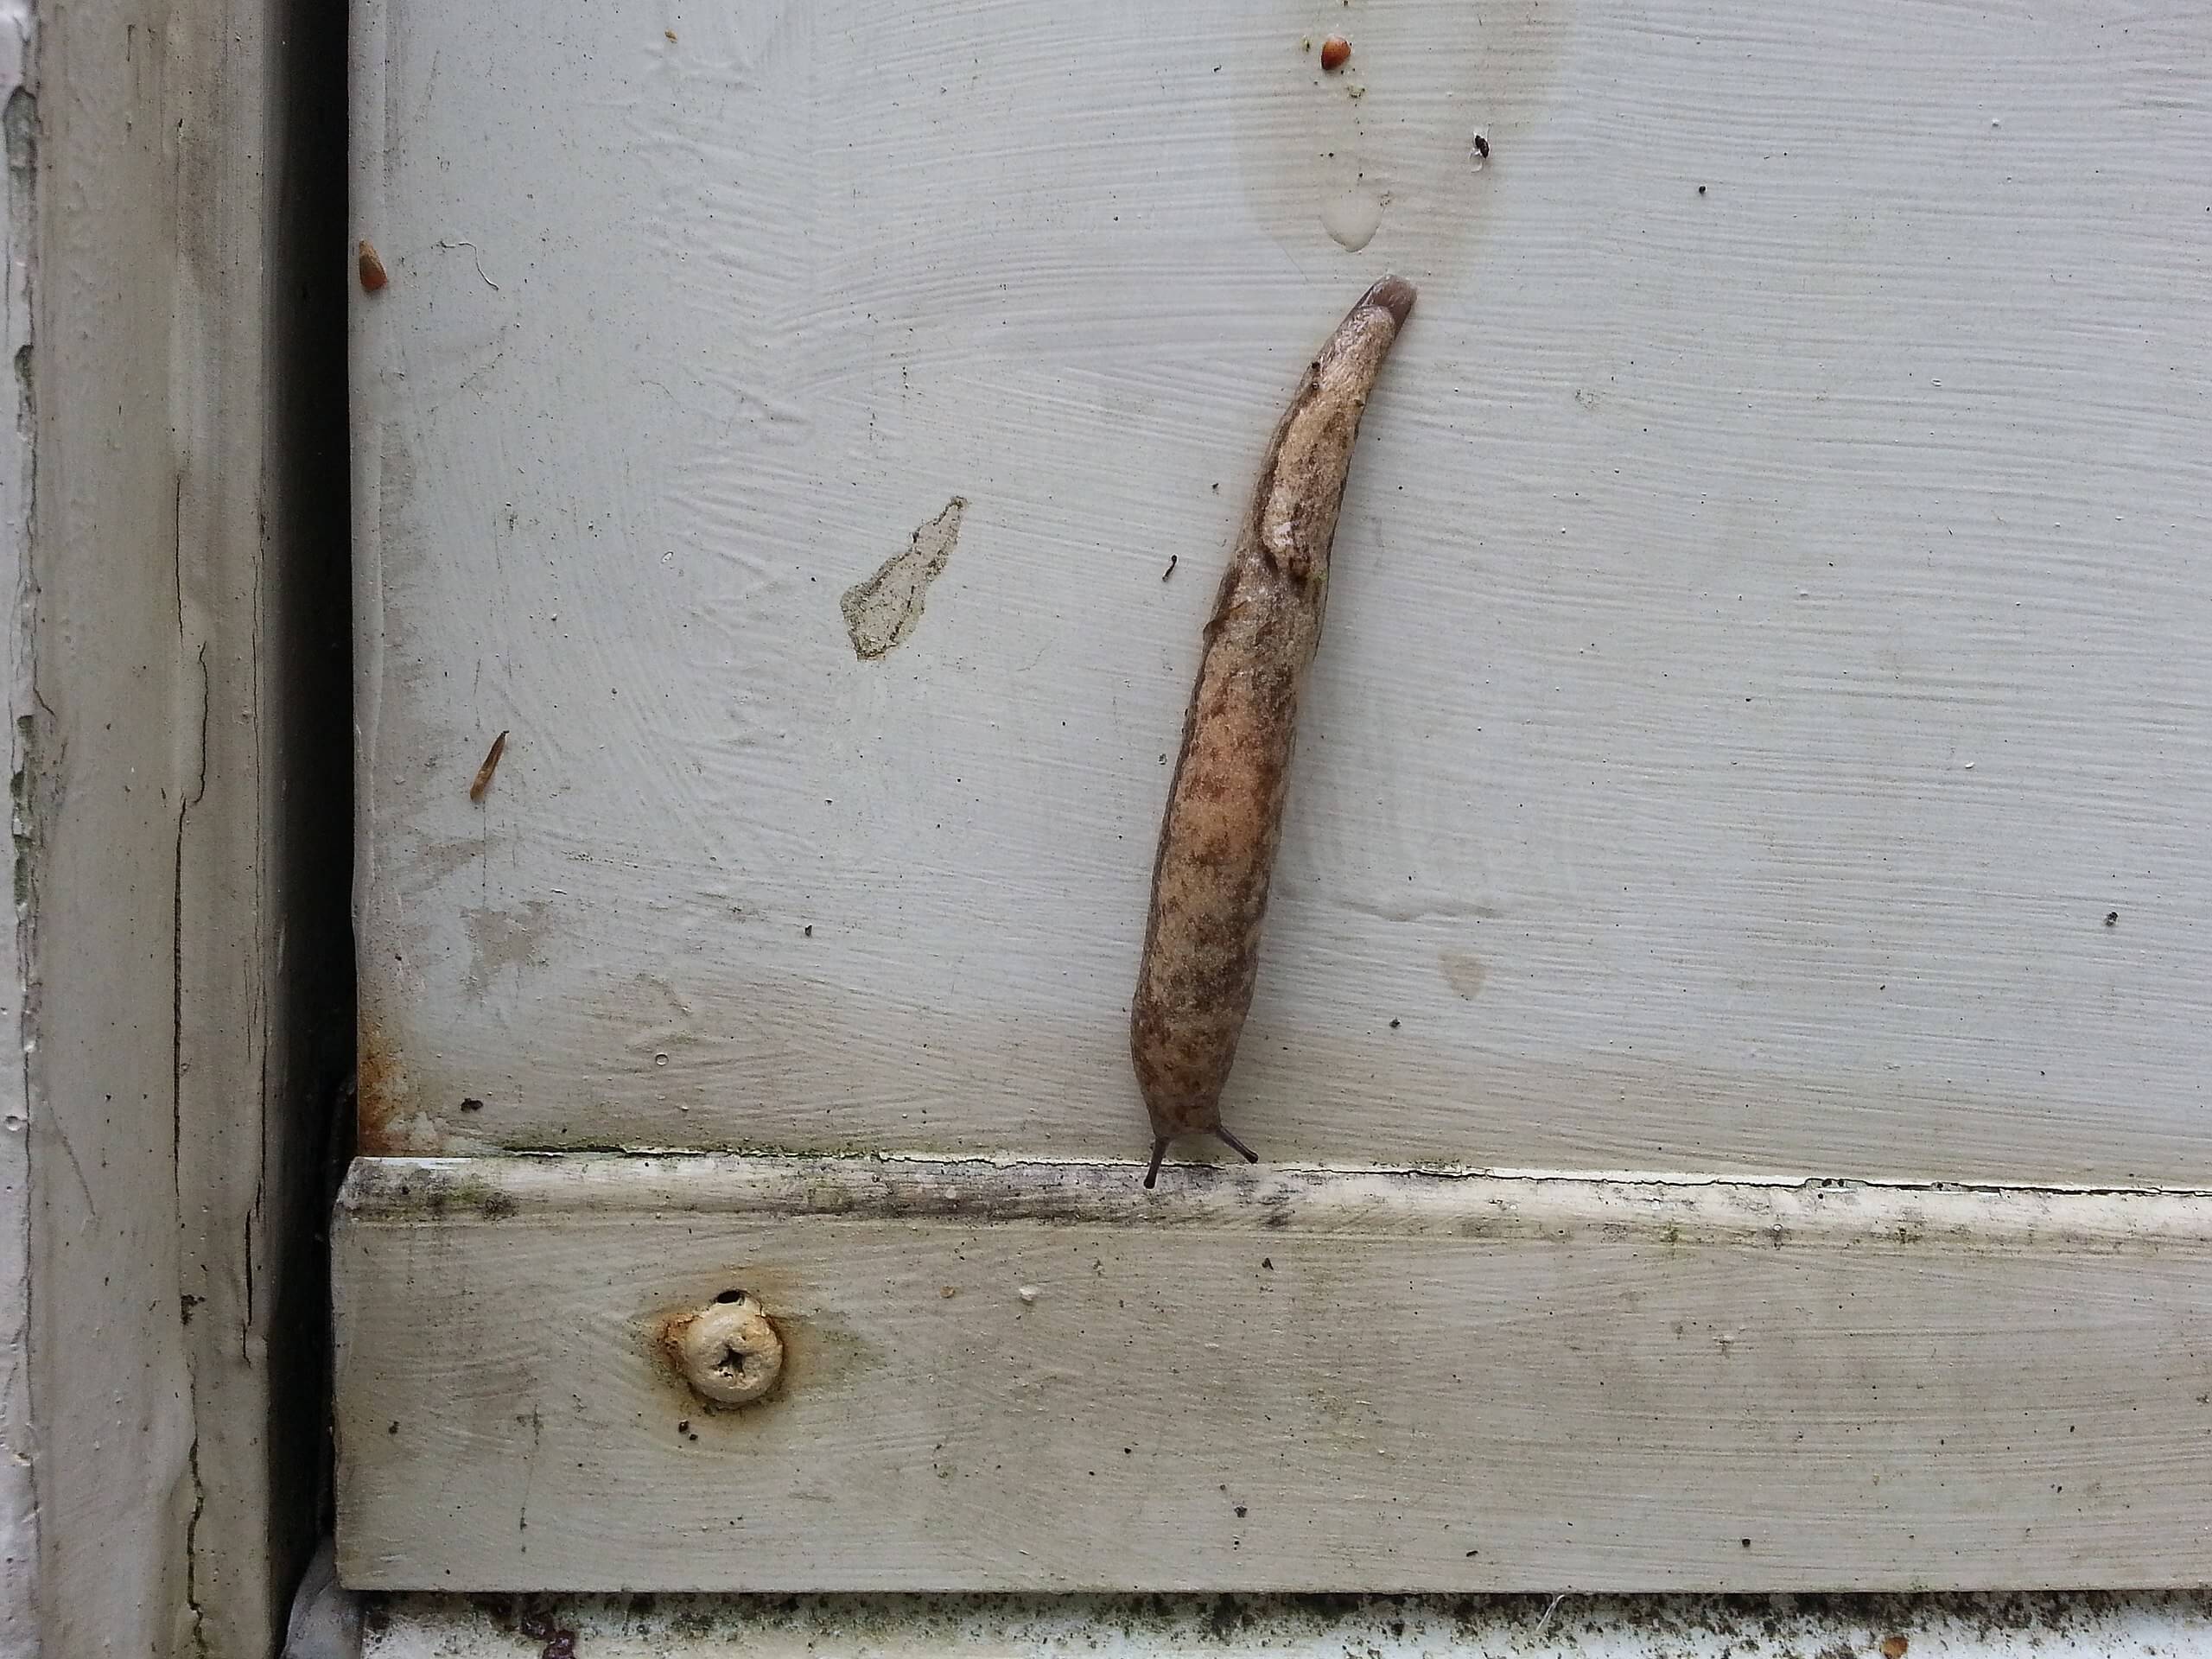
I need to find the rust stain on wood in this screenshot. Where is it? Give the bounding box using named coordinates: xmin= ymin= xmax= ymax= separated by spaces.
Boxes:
xmin=355 ymin=1018 xmax=411 ymax=1154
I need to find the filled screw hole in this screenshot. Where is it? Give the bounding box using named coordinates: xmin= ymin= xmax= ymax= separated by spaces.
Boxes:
xmin=665 ymin=1292 xmax=786 ymax=1408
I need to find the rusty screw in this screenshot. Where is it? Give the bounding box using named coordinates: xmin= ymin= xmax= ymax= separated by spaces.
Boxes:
xmin=665 ymin=1289 xmax=785 ymax=1407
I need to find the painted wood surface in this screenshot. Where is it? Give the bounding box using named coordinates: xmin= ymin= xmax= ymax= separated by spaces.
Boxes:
xmin=0 ymin=7 xmax=32 ymax=1638
xmin=23 ymin=0 xmax=205 ymax=1647
xmin=16 ymin=0 xmax=349 ymax=1650
xmin=355 ymin=0 xmax=2212 ymax=1185
xmin=336 ymin=1155 xmax=2212 ymax=1591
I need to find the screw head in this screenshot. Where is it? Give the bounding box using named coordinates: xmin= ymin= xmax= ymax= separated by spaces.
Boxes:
xmin=664 ymin=1291 xmax=785 ymax=1407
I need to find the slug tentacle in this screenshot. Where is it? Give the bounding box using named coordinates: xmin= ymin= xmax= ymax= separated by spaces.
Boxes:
xmin=1129 ymin=276 xmax=1415 ymax=1184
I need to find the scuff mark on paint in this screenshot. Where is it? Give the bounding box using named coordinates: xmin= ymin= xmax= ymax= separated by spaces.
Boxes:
xmin=841 ymin=496 xmax=964 ymax=659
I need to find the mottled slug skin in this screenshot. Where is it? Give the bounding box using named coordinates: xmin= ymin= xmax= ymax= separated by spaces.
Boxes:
xmin=1131 ymin=276 xmax=1415 ymax=1154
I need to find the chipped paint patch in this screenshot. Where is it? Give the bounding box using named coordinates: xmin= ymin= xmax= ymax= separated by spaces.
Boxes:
xmin=841 ymin=497 xmax=963 ymax=659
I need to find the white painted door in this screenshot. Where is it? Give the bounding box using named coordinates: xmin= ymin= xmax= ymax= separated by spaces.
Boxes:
xmin=340 ymin=0 xmax=2212 ymax=1591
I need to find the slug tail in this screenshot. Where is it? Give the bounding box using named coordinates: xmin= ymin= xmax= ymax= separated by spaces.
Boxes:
xmin=1213 ymin=1126 xmax=1260 ymax=1164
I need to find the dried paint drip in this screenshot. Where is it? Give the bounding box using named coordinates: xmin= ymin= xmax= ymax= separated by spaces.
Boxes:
xmin=842 ymin=497 xmax=965 ymax=659
xmin=1130 ymin=276 xmax=1415 ymax=1186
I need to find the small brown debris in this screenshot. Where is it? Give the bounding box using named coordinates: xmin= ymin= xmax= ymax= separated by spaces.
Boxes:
xmin=358 ymin=239 xmax=389 ymax=292
xmin=1880 ymin=1637 xmax=1910 ymax=1659
xmin=468 ymin=729 xmax=509 ymax=802
xmin=664 ymin=28 xmax=677 ymax=41
xmin=1319 ymin=35 xmax=1351 ymax=71
xmin=939 ymin=1285 xmax=957 ymax=1299
xmin=459 ymin=1096 xmax=485 ymax=1112
xmin=1162 ymin=556 xmax=1177 ymax=581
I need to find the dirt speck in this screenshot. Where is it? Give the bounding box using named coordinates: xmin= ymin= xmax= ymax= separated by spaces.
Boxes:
xmin=1319 ymin=35 xmax=1350 ymax=70
xmin=842 ymin=497 xmax=965 ymax=658
xmin=1880 ymin=1637 xmax=1910 ymax=1659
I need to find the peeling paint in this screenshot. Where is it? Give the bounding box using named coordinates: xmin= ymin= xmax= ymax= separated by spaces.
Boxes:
xmin=840 ymin=498 xmax=963 ymax=659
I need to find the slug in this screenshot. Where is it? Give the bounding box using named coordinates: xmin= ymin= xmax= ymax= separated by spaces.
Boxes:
xmin=1130 ymin=275 xmax=1416 ymax=1186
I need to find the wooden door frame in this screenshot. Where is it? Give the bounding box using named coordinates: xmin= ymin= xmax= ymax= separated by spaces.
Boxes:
xmin=11 ymin=0 xmax=351 ymax=1651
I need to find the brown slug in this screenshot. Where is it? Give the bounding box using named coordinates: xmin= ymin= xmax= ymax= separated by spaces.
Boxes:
xmin=1129 ymin=275 xmax=1416 ymax=1187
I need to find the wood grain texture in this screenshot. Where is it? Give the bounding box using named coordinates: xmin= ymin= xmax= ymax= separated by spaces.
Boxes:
xmin=337 ymin=1155 xmax=2212 ymax=1592
xmin=357 ymin=0 xmax=2212 ymax=1182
